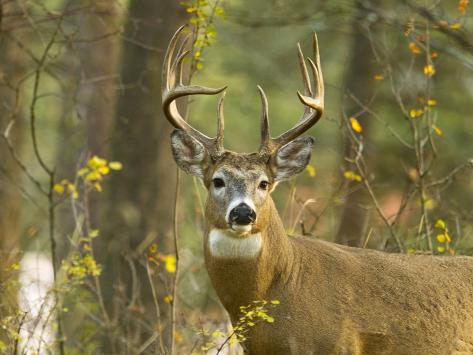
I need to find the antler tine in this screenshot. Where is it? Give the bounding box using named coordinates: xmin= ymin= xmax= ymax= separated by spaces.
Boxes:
xmin=257 ymin=85 xmax=270 ymax=152
xmin=259 ymin=32 xmax=324 ymax=154
xmin=215 ymin=92 xmax=225 ymax=152
xmin=162 ymin=26 xmax=227 ymax=155
xmin=297 ymin=43 xmax=312 ymax=98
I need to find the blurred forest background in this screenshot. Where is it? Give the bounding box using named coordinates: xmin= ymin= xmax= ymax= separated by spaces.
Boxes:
xmin=0 ymin=0 xmax=472 ymax=353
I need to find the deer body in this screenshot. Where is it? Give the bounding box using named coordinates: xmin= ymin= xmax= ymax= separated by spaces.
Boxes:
xmin=162 ymin=27 xmax=473 ymax=354
xmin=205 ymin=199 xmax=473 ymax=354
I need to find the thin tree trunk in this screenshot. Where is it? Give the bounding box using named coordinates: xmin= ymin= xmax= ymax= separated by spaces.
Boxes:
xmin=335 ymin=2 xmax=378 ymax=246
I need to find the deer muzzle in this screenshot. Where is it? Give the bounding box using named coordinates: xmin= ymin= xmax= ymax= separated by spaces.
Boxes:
xmin=229 ymin=203 xmax=256 ymax=226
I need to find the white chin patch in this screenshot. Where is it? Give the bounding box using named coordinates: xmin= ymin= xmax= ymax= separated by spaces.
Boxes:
xmin=208 ymin=229 xmax=262 ymax=259
xmin=230 ymin=224 xmax=252 ymax=234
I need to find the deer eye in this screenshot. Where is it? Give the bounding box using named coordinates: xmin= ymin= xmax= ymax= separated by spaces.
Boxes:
xmin=213 ymin=178 xmax=225 ymax=188
xmin=259 ymin=181 xmax=269 ymax=190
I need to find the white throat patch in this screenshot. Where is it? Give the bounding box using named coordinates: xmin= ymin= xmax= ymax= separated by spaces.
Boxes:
xmin=208 ymin=229 xmax=262 ymax=259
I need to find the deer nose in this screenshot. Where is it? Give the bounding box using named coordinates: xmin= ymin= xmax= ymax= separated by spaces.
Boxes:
xmin=229 ymin=203 xmax=256 ymax=225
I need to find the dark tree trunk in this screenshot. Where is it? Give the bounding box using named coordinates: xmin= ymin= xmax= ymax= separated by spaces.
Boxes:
xmin=99 ymin=0 xmax=186 ymax=351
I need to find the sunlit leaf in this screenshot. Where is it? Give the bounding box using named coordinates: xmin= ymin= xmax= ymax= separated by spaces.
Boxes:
xmin=109 ymin=161 xmax=123 ymax=170
xmin=408 ymin=42 xmax=421 ymax=54
xmin=349 ymin=117 xmax=363 ymax=133
xmin=423 ymin=64 xmax=436 ymax=76
xmin=306 ymin=165 xmax=316 ymax=177
xmin=435 ymin=219 xmax=446 ymax=229
xmin=53 ymin=184 xmax=65 ymax=194
xmin=459 ymin=0 xmax=469 ymax=14
xmin=344 ymin=170 xmax=362 ymax=182
xmin=373 ymin=74 xmax=384 ymax=81
xmin=164 ymin=255 xmax=176 ymax=273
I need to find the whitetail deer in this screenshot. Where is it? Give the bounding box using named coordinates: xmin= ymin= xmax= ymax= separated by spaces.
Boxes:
xmin=162 ymin=26 xmax=473 ymax=354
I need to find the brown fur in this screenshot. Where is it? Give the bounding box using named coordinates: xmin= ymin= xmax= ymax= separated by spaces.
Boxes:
xmin=201 ymin=157 xmax=473 ymax=355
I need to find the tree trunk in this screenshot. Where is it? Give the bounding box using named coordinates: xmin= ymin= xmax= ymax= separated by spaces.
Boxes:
xmin=100 ymin=1 xmax=186 ymax=351
xmin=0 ymin=10 xmax=26 ymax=342
xmin=335 ymin=2 xmax=378 ymax=246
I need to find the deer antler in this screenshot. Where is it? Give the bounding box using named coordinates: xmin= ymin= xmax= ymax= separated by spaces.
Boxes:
xmin=162 ymin=26 xmax=227 ymax=157
xmin=259 ymin=32 xmax=324 ymax=155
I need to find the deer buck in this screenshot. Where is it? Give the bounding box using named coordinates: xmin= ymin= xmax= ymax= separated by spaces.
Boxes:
xmin=162 ymin=26 xmax=473 ymax=354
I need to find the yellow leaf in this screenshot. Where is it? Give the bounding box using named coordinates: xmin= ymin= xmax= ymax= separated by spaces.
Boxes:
xmin=266 ymin=316 xmax=275 ymax=323
xmin=72 ymin=191 xmax=79 ymax=200
xmin=94 ymin=183 xmax=102 ymax=192
xmin=78 ymin=167 xmax=89 ymax=176
xmin=450 ymin=23 xmax=462 ymax=29
xmin=163 ymin=295 xmax=173 ymax=303
xmin=349 ymin=117 xmax=363 ymax=133
xmin=173 ymin=330 xmax=183 ymax=342
xmin=10 ymin=262 xmax=20 ymax=270
xmin=425 ymin=198 xmax=435 ymax=210
xmin=89 ymin=229 xmax=99 ymax=238
xmin=98 ymin=166 xmax=110 ymax=175
xmin=408 ymin=42 xmax=421 ymax=54
xmin=108 ymin=161 xmax=123 ymax=170
xmin=212 ymin=330 xmax=224 ymax=337
xmin=88 ymin=155 xmax=107 ymax=169
xmin=437 ymin=246 xmax=445 ymax=253
xmin=427 ymin=99 xmax=437 ymax=106
xmin=271 ymin=300 xmax=280 ymax=305
xmin=410 ymin=108 xmax=424 ymax=119
xmin=433 ymin=125 xmax=443 ymax=137
xmin=459 ymin=0 xmax=469 ymax=14
xmin=53 ymin=184 xmax=65 ymax=194
xmin=344 ymin=170 xmax=362 ymax=182
xmin=436 ymin=234 xmax=446 ymax=243
xmin=306 ymin=165 xmax=316 ymax=177
xmin=164 ymin=255 xmax=176 ymax=273
xmin=373 ymin=74 xmax=384 ymax=81
xmin=85 ymin=171 xmax=102 ymax=182
xmin=423 ymin=64 xmax=436 ymax=76
xmin=435 ymin=219 xmax=446 ymax=229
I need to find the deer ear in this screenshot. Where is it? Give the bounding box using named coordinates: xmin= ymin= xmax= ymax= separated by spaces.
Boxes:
xmin=270 ymin=136 xmax=314 ymax=181
xmin=171 ymin=130 xmax=210 ymax=178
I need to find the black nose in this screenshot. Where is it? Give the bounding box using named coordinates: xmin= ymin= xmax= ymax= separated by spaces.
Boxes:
xmin=229 ymin=203 xmax=256 ymax=225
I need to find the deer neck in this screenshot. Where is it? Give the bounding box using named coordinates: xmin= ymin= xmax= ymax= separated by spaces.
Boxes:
xmin=203 ymin=198 xmax=294 ymax=319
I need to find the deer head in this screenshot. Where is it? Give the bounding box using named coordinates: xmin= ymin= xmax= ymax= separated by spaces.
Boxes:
xmin=162 ymin=26 xmax=324 ymax=239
